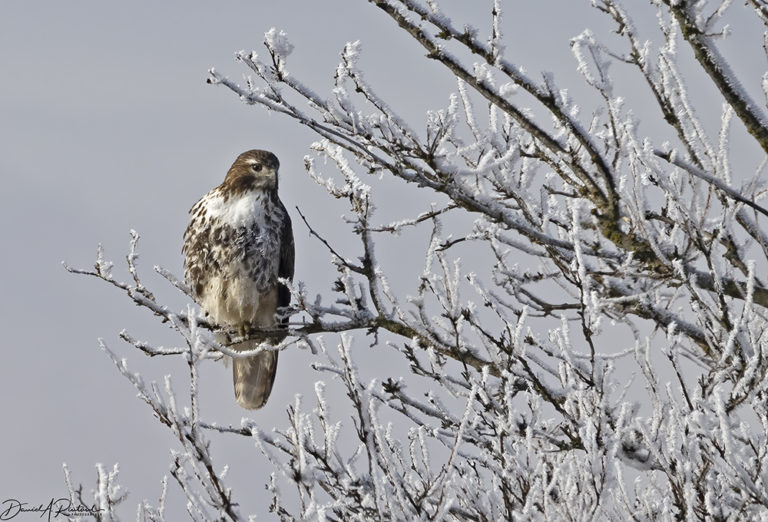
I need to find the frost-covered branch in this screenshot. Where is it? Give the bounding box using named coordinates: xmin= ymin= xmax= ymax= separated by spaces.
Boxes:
xmin=663 ymin=0 xmax=768 ymax=154
xmin=70 ymin=1 xmax=768 ymax=519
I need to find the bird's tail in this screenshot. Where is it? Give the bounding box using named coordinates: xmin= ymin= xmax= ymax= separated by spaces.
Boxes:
xmin=231 ymin=339 xmax=279 ymax=410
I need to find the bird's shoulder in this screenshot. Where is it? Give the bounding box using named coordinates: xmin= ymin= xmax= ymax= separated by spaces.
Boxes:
xmin=183 ymin=188 xmax=223 ymax=249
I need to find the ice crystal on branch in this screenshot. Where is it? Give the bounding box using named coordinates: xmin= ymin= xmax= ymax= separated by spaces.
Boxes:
xmin=264 ymin=28 xmax=294 ymax=59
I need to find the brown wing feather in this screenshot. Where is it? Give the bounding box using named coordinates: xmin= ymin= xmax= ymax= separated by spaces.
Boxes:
xmin=277 ymin=200 xmax=295 ymax=322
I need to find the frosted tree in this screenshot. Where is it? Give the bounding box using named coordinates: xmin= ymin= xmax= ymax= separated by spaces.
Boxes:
xmin=67 ymin=0 xmax=768 ymax=519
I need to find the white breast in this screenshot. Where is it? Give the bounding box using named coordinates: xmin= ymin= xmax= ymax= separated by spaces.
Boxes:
xmin=202 ymin=190 xmax=270 ymax=228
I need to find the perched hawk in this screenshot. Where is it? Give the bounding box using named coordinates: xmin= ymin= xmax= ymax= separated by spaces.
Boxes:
xmin=183 ymin=150 xmax=294 ymax=409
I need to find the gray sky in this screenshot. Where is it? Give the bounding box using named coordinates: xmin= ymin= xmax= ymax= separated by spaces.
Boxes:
xmin=1 ymin=1 xmax=763 ymax=518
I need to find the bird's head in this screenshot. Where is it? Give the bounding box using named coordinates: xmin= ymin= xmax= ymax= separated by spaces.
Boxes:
xmin=224 ymin=149 xmax=281 ymax=192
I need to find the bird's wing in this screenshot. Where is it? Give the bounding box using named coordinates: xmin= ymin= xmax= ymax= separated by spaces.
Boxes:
xmin=277 ymin=200 xmax=295 ymax=318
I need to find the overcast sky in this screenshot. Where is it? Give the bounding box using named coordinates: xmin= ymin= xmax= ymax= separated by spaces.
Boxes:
xmin=1 ymin=1 xmax=763 ymax=519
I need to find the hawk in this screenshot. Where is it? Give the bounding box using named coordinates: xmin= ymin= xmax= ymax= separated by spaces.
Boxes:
xmin=183 ymin=150 xmax=294 ymax=409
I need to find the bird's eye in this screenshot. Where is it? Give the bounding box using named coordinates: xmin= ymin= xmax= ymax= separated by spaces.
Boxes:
xmin=251 ymin=163 xmax=262 ymax=172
